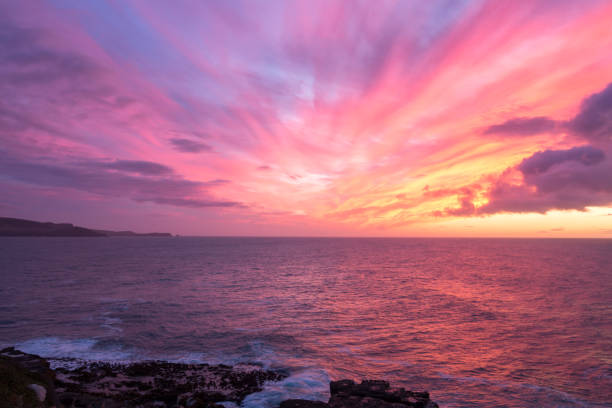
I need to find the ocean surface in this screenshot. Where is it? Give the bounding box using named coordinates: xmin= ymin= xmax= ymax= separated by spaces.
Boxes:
xmin=1 ymin=237 xmax=611 ymax=407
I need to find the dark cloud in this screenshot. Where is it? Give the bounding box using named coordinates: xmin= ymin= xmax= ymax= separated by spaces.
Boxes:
xmin=518 ymin=145 xmax=605 ymax=175
xmin=0 ymin=105 xmax=74 ymax=142
xmin=0 ymin=23 xmax=101 ymax=86
xmin=206 ymin=179 xmax=231 ymax=185
xmin=419 ymin=83 xmax=612 ymax=218
xmin=484 ymin=82 xmax=612 ymax=142
xmin=523 ymin=154 xmax=612 ymax=195
xmin=484 ymin=117 xmax=558 ymax=136
xmin=90 ymin=160 xmax=174 ymax=176
xmin=478 ymin=148 xmax=612 ymax=214
xmin=169 ymin=138 xmax=212 ymax=153
xmin=148 ymin=197 xmax=244 ymax=208
xmin=568 ymin=82 xmax=612 ymax=142
xmin=456 ymin=82 xmax=612 ymax=216
xmin=0 ymin=153 xmax=243 ymax=209
xmin=429 ymin=144 xmax=612 ymax=217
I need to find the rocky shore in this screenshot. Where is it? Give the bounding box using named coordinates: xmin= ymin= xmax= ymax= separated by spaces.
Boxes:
xmin=0 ymin=347 xmax=439 ymax=408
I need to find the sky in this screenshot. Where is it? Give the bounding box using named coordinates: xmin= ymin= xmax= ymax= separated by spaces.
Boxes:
xmin=1 ymin=0 xmax=612 ymax=237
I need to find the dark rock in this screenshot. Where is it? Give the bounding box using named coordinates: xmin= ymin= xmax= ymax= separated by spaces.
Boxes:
xmin=2 ymin=347 xmax=439 ymax=408
xmin=329 ymin=379 xmax=356 ymax=396
xmin=327 ymin=379 xmax=439 ymax=408
xmin=0 ymin=347 xmax=61 ymax=408
xmin=277 ymin=379 xmax=439 ymax=408
xmin=1 ymin=347 xmax=288 ymax=408
xmin=280 ymin=399 xmax=330 ymax=408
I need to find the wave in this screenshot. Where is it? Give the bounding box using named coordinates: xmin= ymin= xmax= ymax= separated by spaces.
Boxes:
xmin=15 ymin=337 xmax=134 ymax=368
xmin=12 ymin=336 xmax=332 ymax=407
xmin=242 ymin=367 xmax=330 ymax=408
xmin=11 ymin=336 xmax=605 ymax=407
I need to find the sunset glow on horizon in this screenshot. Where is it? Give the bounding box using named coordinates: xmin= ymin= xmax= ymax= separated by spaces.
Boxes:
xmin=2 ymin=0 xmax=612 ymax=237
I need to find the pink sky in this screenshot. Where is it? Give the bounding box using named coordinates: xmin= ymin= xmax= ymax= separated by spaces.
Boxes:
xmin=1 ymin=0 xmax=612 ymax=236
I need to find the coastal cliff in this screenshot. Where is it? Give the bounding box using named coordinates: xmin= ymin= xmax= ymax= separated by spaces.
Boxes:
xmin=0 ymin=217 xmax=172 ymax=237
xmin=0 ymin=348 xmax=439 ymax=408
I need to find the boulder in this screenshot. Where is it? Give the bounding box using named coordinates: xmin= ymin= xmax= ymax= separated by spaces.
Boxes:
xmin=278 ymin=379 xmax=439 ymax=408
xmin=27 ymin=384 xmax=46 ymax=402
xmin=328 ymin=379 xmax=438 ymax=408
xmin=0 ymin=347 xmax=60 ymax=408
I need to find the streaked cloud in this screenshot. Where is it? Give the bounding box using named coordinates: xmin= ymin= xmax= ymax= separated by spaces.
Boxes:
xmin=169 ymin=138 xmax=212 ymax=153
xmin=484 ymin=117 xmax=558 ymax=136
xmin=1 ymin=0 xmax=611 ymax=235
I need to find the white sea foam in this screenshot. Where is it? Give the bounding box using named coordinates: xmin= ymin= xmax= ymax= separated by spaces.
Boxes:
xmin=242 ymin=367 xmax=330 ymax=408
xmin=100 ymin=314 xmax=123 ymax=333
xmin=16 ymin=337 xmax=133 ymax=368
xmin=217 ymin=402 xmax=239 ymax=408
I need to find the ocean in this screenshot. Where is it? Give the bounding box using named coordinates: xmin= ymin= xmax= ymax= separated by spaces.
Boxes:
xmin=0 ymin=237 xmax=610 ymax=407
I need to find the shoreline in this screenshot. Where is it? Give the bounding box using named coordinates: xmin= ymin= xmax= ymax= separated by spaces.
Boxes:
xmin=1 ymin=347 xmax=439 ymax=408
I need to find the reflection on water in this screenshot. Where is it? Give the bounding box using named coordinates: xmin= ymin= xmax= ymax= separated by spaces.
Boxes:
xmin=1 ymin=237 xmax=611 ymax=407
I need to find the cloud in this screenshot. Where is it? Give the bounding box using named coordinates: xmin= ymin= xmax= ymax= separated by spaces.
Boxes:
xmin=0 ymin=15 xmax=150 ymax=156
xmin=88 ymin=160 xmax=174 ymax=175
xmin=484 ymin=82 xmax=612 ymax=142
xmin=522 ymin=154 xmax=612 ymax=195
xmin=428 ymin=148 xmax=611 ymax=219
xmin=169 ymin=138 xmax=212 ymax=153
xmin=2 ymin=0 xmax=612 ymax=234
xmin=0 ymin=153 xmax=242 ymax=209
xmin=568 ymin=82 xmax=612 ymax=142
xmin=429 ymin=186 xmax=479 ymax=217
xmin=517 ymin=145 xmax=605 ymax=175
xmin=0 ymin=106 xmax=63 ymax=138
xmin=478 ymin=148 xmax=612 ymax=214
xmin=444 ymin=82 xmax=612 ymax=216
xmin=484 ymin=117 xmax=558 ymax=136
xmin=0 ymin=23 xmax=101 ymax=85
xmin=0 ymin=14 xmax=246 ymax=215
xmin=445 ymin=195 xmax=476 ymax=216
xmin=148 ymin=197 xmax=244 ymax=208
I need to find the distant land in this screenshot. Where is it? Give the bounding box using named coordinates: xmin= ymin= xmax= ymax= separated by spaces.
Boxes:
xmin=0 ymin=217 xmax=172 ymax=237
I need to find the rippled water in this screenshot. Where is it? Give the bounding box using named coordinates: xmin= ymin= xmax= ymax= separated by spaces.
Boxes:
xmin=1 ymin=237 xmax=611 ymax=407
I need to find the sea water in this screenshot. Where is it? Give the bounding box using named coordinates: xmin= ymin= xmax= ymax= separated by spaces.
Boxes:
xmin=1 ymin=237 xmax=610 ymax=407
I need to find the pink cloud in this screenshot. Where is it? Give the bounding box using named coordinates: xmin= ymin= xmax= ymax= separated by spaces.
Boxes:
xmin=2 ymin=0 xmax=612 ymax=234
